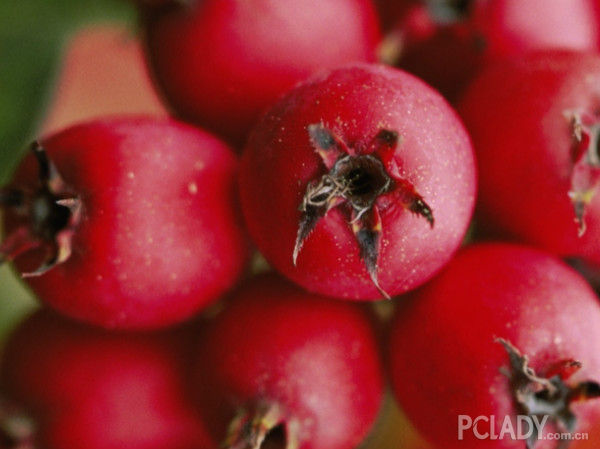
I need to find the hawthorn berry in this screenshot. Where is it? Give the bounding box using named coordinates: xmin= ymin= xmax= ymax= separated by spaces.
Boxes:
xmin=379 ymin=0 xmax=600 ymax=101
xmin=379 ymin=0 xmax=483 ymax=101
xmin=0 ymin=309 xmax=214 ymax=449
xmin=388 ymin=243 xmax=600 ymax=449
xmin=458 ymin=51 xmax=600 ymax=264
xmin=141 ymin=0 xmax=381 ymax=146
xmin=0 ymin=117 xmax=249 ymax=329
xmin=470 ymin=0 xmax=600 ymax=60
xmin=239 ymin=64 xmax=476 ymax=299
xmin=193 ymin=273 xmax=384 ymax=449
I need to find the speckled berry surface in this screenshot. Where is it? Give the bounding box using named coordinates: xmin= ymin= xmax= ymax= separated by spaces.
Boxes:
xmin=459 ymin=51 xmax=600 ymax=264
xmin=2 ymin=117 xmax=249 ymax=329
xmin=389 ymin=243 xmax=600 ymax=449
xmin=240 ymin=64 xmax=477 ymax=299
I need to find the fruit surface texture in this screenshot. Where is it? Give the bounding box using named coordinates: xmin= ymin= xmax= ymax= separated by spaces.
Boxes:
xmin=471 ymin=0 xmax=600 ymax=59
xmin=459 ymin=51 xmax=600 ymax=263
xmin=1 ymin=117 xmax=248 ymax=329
xmin=0 ymin=310 xmax=213 ymax=449
xmin=240 ymin=64 xmax=476 ymax=299
xmin=381 ymin=0 xmax=600 ymax=101
xmin=194 ymin=274 xmax=384 ymax=449
xmin=142 ymin=0 xmax=381 ymax=145
xmin=389 ymin=243 xmax=600 ymax=449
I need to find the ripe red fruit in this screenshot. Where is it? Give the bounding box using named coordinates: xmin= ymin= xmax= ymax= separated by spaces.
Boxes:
xmin=471 ymin=0 xmax=600 ymax=60
xmin=0 ymin=310 xmax=214 ymax=449
xmin=388 ymin=243 xmax=600 ymax=449
xmin=239 ymin=64 xmax=476 ymax=299
xmin=193 ymin=273 xmax=384 ymax=449
xmin=380 ymin=0 xmax=600 ymax=101
xmin=0 ymin=117 xmax=249 ymax=329
xmin=458 ymin=51 xmax=600 ymax=264
xmin=141 ymin=0 xmax=381 ymax=146
xmin=378 ymin=0 xmax=482 ymax=101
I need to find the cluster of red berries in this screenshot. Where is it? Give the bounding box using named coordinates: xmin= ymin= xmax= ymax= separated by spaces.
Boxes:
xmin=2 ymin=0 xmax=600 ymax=448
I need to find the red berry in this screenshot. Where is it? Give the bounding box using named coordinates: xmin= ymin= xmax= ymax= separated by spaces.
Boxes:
xmin=141 ymin=0 xmax=381 ymax=145
xmin=0 ymin=310 xmax=214 ymax=449
xmin=193 ymin=273 xmax=384 ymax=449
xmin=471 ymin=0 xmax=600 ymax=59
xmin=239 ymin=64 xmax=476 ymax=299
xmin=458 ymin=51 xmax=600 ymax=264
xmin=397 ymin=15 xmax=483 ymax=102
xmin=388 ymin=243 xmax=600 ymax=449
xmin=0 ymin=117 xmax=249 ymax=329
xmin=380 ymin=0 xmax=600 ymax=101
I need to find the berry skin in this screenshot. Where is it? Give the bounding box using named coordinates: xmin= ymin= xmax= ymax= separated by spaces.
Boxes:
xmin=141 ymin=0 xmax=381 ymax=146
xmin=379 ymin=0 xmax=483 ymax=101
xmin=193 ymin=273 xmax=384 ymax=449
xmin=0 ymin=310 xmax=214 ymax=449
xmin=239 ymin=64 xmax=476 ymax=300
xmin=458 ymin=51 xmax=600 ymax=264
xmin=470 ymin=0 xmax=600 ymax=60
xmin=0 ymin=117 xmax=249 ymax=329
xmin=379 ymin=0 xmax=600 ymax=101
xmin=388 ymin=243 xmax=600 ymax=449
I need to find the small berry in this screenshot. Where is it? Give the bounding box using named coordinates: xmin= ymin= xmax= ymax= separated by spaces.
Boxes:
xmin=379 ymin=0 xmax=600 ymax=101
xmin=240 ymin=64 xmax=476 ymax=299
xmin=193 ymin=273 xmax=384 ymax=449
xmin=388 ymin=243 xmax=600 ymax=449
xmin=458 ymin=51 xmax=600 ymax=264
xmin=0 ymin=310 xmax=214 ymax=449
xmin=141 ymin=0 xmax=381 ymax=145
xmin=0 ymin=117 xmax=249 ymax=329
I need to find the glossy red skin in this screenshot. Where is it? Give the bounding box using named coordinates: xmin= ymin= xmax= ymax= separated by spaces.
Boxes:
xmin=142 ymin=0 xmax=381 ymax=146
xmin=239 ymin=64 xmax=476 ymax=300
xmin=1 ymin=310 xmax=214 ymax=449
xmin=471 ymin=0 xmax=600 ymax=59
xmin=194 ymin=274 xmax=384 ymax=449
xmin=458 ymin=51 xmax=600 ymax=264
xmin=385 ymin=0 xmax=600 ymax=102
xmin=388 ymin=243 xmax=600 ymax=449
xmin=4 ymin=117 xmax=249 ymax=329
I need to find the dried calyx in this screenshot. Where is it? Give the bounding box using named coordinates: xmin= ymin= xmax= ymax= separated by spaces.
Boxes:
xmin=224 ymin=402 xmax=299 ymax=449
xmin=497 ymin=338 xmax=600 ymax=449
xmin=565 ymin=109 xmax=600 ymax=236
xmin=0 ymin=142 xmax=81 ymax=276
xmin=294 ymin=124 xmax=434 ymax=299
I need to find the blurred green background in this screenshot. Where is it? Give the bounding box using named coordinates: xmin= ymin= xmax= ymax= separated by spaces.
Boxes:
xmin=0 ymin=0 xmax=139 ymax=339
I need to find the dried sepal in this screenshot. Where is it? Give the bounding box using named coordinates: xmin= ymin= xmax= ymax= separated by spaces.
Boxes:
xmin=351 ymin=206 xmax=388 ymax=299
xmin=224 ymin=402 xmax=299 ymax=449
xmin=293 ymin=176 xmax=345 ymax=266
xmin=0 ymin=142 xmax=81 ymax=276
xmin=543 ymin=360 xmax=583 ymax=381
xmin=308 ymin=123 xmax=347 ymax=169
xmin=564 ymin=110 xmax=600 ymax=236
xmin=294 ymin=125 xmax=434 ymax=298
xmin=497 ymin=338 xmax=600 ymax=449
